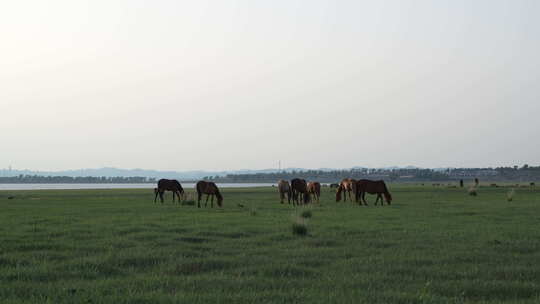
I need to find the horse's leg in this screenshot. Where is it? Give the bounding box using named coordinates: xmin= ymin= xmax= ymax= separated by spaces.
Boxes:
xmin=211 ymin=194 xmax=214 ymax=208
xmin=154 ymin=191 xmax=158 ymax=203
xmin=197 ymin=192 xmax=202 ymax=208
xmin=172 ymin=191 xmax=176 ymax=203
xmin=160 ymin=191 xmax=164 ymax=203
xmin=362 ymin=192 xmax=368 ymax=206
xmin=205 ymin=194 xmax=210 ymax=207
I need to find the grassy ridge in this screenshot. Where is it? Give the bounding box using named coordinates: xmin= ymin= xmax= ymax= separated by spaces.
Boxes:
xmin=0 ymin=186 xmax=539 ymax=303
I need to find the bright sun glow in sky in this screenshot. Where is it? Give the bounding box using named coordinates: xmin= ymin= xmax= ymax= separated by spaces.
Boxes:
xmin=1 ymin=0 xmax=539 ymax=171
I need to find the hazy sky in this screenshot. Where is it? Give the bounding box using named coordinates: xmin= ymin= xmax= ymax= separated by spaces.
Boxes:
xmin=1 ymin=1 xmax=539 ymax=171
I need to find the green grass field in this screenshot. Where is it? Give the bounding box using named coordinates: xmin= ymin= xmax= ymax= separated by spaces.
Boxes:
xmin=1 ymin=185 xmax=539 ymax=303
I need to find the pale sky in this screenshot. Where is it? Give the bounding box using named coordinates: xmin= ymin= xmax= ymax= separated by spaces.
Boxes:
xmin=1 ymin=1 xmax=539 ymax=171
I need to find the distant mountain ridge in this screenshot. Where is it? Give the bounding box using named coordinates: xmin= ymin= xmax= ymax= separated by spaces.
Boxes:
xmin=0 ymin=166 xmax=421 ymax=180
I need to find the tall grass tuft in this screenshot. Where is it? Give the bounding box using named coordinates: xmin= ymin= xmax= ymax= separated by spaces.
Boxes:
xmin=292 ymin=221 xmax=308 ymax=236
xmin=507 ymin=188 xmax=515 ymax=202
xmin=180 ymin=192 xmax=196 ymax=206
xmin=181 ymin=200 xmax=195 ymax=206
xmin=300 ymin=210 xmax=312 ymax=219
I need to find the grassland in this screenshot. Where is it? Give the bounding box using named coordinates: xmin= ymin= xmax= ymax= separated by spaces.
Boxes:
xmin=1 ymin=185 xmax=539 ymax=303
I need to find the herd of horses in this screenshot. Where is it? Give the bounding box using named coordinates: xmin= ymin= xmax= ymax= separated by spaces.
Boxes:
xmin=154 ymin=179 xmax=222 ymax=208
xmin=154 ymin=177 xmax=392 ymax=207
xmin=278 ymin=178 xmax=392 ymax=206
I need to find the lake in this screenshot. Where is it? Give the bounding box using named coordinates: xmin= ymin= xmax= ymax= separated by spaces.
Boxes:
xmin=0 ymin=183 xmax=276 ymax=191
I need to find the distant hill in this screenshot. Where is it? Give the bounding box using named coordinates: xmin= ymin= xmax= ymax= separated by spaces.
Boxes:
xmin=0 ymin=166 xmax=414 ymax=180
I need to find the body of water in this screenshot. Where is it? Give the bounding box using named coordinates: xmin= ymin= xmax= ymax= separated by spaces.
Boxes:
xmin=0 ymin=183 xmax=276 ymax=191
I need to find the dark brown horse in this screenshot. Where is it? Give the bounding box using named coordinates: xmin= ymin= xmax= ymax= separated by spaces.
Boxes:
xmin=278 ymin=180 xmax=292 ymax=204
xmin=154 ymin=179 xmax=184 ymax=203
xmin=354 ymin=179 xmax=392 ymax=205
xmin=291 ymin=178 xmax=310 ymax=205
xmin=335 ymin=178 xmax=356 ymax=202
xmin=307 ymin=182 xmax=321 ymax=203
xmin=196 ymin=181 xmax=223 ymax=208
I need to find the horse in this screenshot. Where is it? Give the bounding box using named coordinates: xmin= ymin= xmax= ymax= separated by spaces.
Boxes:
xmin=196 ymin=181 xmax=223 ymax=208
xmin=277 ymin=180 xmax=292 ymax=204
xmin=291 ymin=178 xmax=310 ymax=205
xmin=154 ymin=179 xmax=184 ymax=203
xmin=335 ymin=178 xmax=356 ymax=202
xmin=355 ymin=179 xmax=392 ymax=206
xmin=307 ymin=182 xmax=321 ymax=203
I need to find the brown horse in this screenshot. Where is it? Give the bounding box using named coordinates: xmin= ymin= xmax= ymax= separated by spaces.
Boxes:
xmin=335 ymin=178 xmax=356 ymax=202
xmin=307 ymin=182 xmax=321 ymax=203
xmin=277 ymin=180 xmax=292 ymax=204
xmin=291 ymin=178 xmax=310 ymax=205
xmin=355 ymin=179 xmax=392 ymax=205
xmin=154 ymin=179 xmax=184 ymax=203
xmin=196 ymin=181 xmax=223 ymax=208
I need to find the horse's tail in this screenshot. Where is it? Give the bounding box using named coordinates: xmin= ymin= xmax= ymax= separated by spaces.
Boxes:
xmin=195 ymin=182 xmax=202 ymax=196
xmin=353 ymin=182 xmax=360 ymax=202
xmin=304 ymin=192 xmax=311 ymax=204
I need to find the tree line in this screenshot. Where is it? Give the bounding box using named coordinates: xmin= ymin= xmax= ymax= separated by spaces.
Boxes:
xmin=203 ymin=165 xmax=540 ymax=183
xmin=0 ymin=175 xmax=156 ymax=184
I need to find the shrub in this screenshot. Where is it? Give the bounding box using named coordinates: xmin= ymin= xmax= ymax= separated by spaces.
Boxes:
xmin=292 ymin=222 xmax=308 ymax=236
xmin=181 ymin=200 xmax=195 ymax=206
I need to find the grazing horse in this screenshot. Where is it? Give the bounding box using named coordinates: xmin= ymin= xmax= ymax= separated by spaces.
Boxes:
xmin=196 ymin=181 xmax=223 ymax=208
xmin=290 ymin=178 xmax=310 ymax=205
xmin=355 ymin=179 xmax=392 ymax=206
xmin=307 ymin=182 xmax=321 ymax=203
xmin=335 ymin=178 xmax=356 ymax=202
xmin=277 ymin=180 xmax=292 ymax=204
xmin=154 ymin=179 xmax=184 ymax=203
